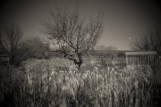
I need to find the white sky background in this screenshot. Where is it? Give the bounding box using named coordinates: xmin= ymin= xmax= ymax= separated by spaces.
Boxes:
xmin=0 ymin=0 xmax=160 ymax=50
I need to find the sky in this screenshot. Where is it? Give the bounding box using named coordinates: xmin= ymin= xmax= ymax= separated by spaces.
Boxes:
xmin=0 ymin=0 xmax=161 ymax=50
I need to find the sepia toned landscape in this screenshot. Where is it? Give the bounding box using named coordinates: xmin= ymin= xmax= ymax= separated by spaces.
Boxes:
xmin=0 ymin=0 xmax=161 ymax=107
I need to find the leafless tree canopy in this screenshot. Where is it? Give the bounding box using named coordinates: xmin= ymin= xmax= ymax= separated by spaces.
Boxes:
xmin=44 ymin=7 xmax=103 ymax=69
xmin=0 ymin=24 xmax=22 ymax=52
xmin=0 ymin=24 xmax=23 ymax=64
xmin=131 ymin=28 xmax=161 ymax=53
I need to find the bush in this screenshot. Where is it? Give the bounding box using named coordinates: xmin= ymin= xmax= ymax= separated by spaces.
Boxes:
xmin=17 ymin=37 xmax=49 ymax=64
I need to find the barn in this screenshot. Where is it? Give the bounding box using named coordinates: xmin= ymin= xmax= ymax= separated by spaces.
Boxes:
xmin=125 ymin=51 xmax=158 ymax=70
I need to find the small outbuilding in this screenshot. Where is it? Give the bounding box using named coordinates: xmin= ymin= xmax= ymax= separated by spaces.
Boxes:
xmin=125 ymin=51 xmax=157 ymax=69
xmin=0 ymin=52 xmax=10 ymax=80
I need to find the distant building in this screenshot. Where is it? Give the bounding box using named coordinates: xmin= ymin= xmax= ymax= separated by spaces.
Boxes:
xmin=125 ymin=51 xmax=157 ymax=70
xmin=0 ymin=50 xmax=9 ymax=63
xmin=0 ymin=51 xmax=10 ymax=80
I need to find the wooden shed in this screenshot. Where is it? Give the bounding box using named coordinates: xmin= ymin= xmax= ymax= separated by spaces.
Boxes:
xmin=125 ymin=51 xmax=157 ymax=69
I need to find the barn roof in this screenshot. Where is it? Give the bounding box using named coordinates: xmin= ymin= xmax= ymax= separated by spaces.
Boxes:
xmin=125 ymin=51 xmax=157 ymax=56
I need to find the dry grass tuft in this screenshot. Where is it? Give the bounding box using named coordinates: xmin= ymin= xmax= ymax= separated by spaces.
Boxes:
xmin=0 ymin=58 xmax=159 ymax=107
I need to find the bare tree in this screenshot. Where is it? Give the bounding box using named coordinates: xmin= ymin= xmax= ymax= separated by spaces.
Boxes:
xmin=0 ymin=24 xmax=23 ymax=65
xmin=43 ymin=7 xmax=103 ymax=69
xmin=131 ymin=28 xmax=161 ymax=53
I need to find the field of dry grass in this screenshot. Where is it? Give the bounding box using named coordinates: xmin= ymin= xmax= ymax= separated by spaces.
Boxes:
xmin=0 ymin=57 xmax=160 ymax=107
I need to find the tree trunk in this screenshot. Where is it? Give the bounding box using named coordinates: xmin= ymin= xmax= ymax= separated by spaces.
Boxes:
xmin=76 ymin=53 xmax=83 ymax=71
xmin=77 ymin=61 xmax=82 ymax=71
xmin=63 ymin=51 xmax=83 ymax=71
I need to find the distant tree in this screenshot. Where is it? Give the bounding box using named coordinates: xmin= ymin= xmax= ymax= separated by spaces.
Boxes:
xmin=95 ymin=45 xmax=106 ymax=51
xmin=117 ymin=51 xmax=125 ymax=58
xmin=95 ymin=45 xmax=118 ymax=58
xmin=131 ymin=28 xmax=161 ymax=53
xmin=43 ymin=7 xmax=103 ymax=69
xmin=0 ymin=24 xmax=23 ymax=65
xmin=105 ymin=46 xmax=118 ymax=59
xmin=19 ymin=37 xmax=49 ymax=61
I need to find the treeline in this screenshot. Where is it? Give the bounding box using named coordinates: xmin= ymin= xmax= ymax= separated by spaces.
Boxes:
xmin=88 ymin=50 xmax=125 ymax=58
xmin=0 ymin=24 xmax=50 ymax=66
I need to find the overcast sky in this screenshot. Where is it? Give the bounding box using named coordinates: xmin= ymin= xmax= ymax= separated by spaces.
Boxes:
xmin=0 ymin=0 xmax=161 ymax=50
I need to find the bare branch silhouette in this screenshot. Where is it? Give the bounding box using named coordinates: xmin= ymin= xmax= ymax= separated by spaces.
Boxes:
xmin=43 ymin=7 xmax=103 ymax=69
xmin=131 ymin=28 xmax=161 ymax=53
xmin=0 ymin=24 xmax=23 ymax=65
